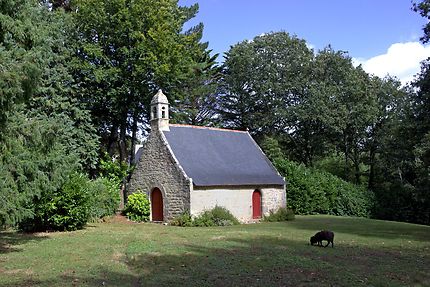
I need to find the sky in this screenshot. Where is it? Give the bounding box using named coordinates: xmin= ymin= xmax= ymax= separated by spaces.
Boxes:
xmin=178 ymin=0 xmax=430 ymax=85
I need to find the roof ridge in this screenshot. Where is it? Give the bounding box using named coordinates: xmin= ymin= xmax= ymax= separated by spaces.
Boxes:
xmin=168 ymin=124 xmax=248 ymax=133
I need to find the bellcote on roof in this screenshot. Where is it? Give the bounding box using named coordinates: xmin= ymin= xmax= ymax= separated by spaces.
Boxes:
xmin=151 ymin=89 xmax=169 ymax=105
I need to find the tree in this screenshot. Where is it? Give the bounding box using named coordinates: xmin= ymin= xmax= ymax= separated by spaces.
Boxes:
xmin=219 ymin=36 xmax=381 ymax=175
xmin=0 ymin=0 xmax=98 ymax=227
xmin=0 ymin=0 xmax=47 ymax=135
xmin=72 ymin=0 xmax=208 ymax=162
xmin=219 ymin=32 xmax=313 ymax=138
xmin=260 ymin=136 xmax=285 ymax=162
xmin=283 ymin=47 xmax=351 ymax=167
xmin=409 ymin=59 xmax=430 ymax=224
xmin=365 ymin=60 xmax=430 ymax=225
xmin=0 ymin=111 xmax=81 ymax=228
xmin=364 ymin=76 xmax=406 ymax=189
xmin=30 ymin=6 xmax=99 ymax=170
xmin=172 ymin=45 xmax=222 ymax=126
xmin=413 ymin=0 xmax=430 ymax=43
xmin=307 ymin=48 xmax=379 ymax=182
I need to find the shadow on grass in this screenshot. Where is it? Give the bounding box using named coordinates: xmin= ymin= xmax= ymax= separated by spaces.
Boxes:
xmin=289 ymin=216 xmax=430 ymax=242
xmin=0 ymin=231 xmax=49 ymax=254
xmin=4 ymin=233 xmax=430 ymax=287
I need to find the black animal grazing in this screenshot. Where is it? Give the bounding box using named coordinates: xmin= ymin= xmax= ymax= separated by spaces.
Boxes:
xmin=310 ymin=230 xmax=334 ymax=247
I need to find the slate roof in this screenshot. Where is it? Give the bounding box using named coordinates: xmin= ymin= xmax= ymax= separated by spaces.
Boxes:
xmin=162 ymin=124 xmax=285 ymax=186
xmin=133 ymin=146 xmax=144 ymax=165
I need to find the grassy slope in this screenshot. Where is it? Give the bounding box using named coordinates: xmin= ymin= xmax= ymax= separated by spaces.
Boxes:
xmin=0 ymin=215 xmax=429 ymax=287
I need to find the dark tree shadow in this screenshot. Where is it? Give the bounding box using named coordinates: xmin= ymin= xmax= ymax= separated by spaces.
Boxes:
xmin=0 ymin=231 xmax=49 ymax=254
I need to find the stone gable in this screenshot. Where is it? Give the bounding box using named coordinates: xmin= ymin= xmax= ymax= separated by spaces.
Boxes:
xmin=127 ymin=130 xmax=191 ymax=221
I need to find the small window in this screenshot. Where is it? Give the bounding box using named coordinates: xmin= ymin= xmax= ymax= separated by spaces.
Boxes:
xmin=161 ymin=106 xmax=166 ymax=118
xmin=152 ymin=107 xmax=157 ymax=119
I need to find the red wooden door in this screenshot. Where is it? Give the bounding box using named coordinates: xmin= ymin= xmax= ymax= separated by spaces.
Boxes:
xmin=151 ymin=188 xmax=163 ymax=221
xmin=252 ymin=190 xmax=262 ymax=219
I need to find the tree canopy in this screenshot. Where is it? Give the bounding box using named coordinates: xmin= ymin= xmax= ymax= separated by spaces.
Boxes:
xmin=72 ymin=0 xmax=214 ymax=162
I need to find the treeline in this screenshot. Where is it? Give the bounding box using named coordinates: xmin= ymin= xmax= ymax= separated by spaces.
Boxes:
xmin=0 ymin=0 xmax=429 ymax=229
xmin=220 ymin=33 xmax=430 ymax=225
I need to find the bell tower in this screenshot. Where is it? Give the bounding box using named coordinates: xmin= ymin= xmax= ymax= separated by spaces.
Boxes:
xmin=150 ymin=89 xmax=169 ymax=131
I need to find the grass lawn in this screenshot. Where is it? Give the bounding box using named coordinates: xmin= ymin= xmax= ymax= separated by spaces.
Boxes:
xmin=1 ymin=215 xmax=429 ymax=287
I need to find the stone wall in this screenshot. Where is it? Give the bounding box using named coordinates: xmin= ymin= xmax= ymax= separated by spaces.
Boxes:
xmin=261 ymin=186 xmax=287 ymax=215
xmin=127 ymin=130 xmax=191 ymax=221
xmin=191 ymin=185 xmax=286 ymax=222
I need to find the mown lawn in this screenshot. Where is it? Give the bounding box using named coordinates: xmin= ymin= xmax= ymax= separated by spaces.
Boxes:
xmin=0 ymin=215 xmax=429 ymax=287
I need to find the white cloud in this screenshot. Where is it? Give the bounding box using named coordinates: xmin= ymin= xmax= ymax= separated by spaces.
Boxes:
xmin=353 ymin=42 xmax=430 ymax=85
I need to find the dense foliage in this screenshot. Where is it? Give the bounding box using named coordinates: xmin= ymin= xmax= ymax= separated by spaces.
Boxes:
xmin=171 ymin=206 xmax=240 ymax=227
xmin=193 ymin=206 xmax=240 ymax=227
xmin=275 ymin=159 xmax=374 ymax=217
xmin=88 ymin=177 xmax=121 ymax=221
xmin=263 ymin=208 xmax=295 ymax=222
xmin=124 ymin=192 xmax=150 ymax=222
xmin=19 ymin=173 xmax=90 ymax=232
xmin=0 ymin=113 xmax=80 ymax=228
xmin=72 ymin=0 xmax=215 ymax=162
xmin=18 ymin=172 xmax=122 ymax=231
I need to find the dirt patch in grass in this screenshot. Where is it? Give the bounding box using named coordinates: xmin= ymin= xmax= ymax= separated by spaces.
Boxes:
xmin=103 ymin=214 xmax=136 ymax=224
xmin=0 ymin=244 xmax=15 ymax=253
xmin=211 ymin=235 xmax=226 ymax=240
xmin=111 ymin=251 xmax=124 ymax=263
xmin=0 ymin=268 xmax=34 ymax=276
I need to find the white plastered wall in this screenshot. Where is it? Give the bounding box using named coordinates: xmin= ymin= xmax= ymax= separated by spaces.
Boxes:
xmin=190 ymin=186 xmax=286 ymax=222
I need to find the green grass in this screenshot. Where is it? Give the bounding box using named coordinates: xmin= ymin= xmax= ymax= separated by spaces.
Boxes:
xmin=1 ymin=215 xmax=429 ymax=287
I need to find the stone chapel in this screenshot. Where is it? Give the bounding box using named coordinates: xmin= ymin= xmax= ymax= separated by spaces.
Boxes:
xmin=127 ymin=90 xmax=286 ymax=222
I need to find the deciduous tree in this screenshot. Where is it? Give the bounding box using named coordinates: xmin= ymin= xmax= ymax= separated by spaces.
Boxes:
xmin=72 ymin=0 xmax=209 ymax=162
xmin=219 ymin=32 xmax=313 ymax=138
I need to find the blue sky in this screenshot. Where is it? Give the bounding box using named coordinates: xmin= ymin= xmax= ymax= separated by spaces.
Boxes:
xmin=178 ymin=0 xmax=430 ymax=84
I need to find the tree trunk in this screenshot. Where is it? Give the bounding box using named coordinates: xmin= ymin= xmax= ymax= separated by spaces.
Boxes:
xmin=344 ymin=133 xmax=349 ymax=180
xmin=368 ymin=144 xmax=376 ymax=190
xmin=353 ymin=144 xmax=360 ymax=184
xmin=354 ymin=159 xmax=360 ymax=184
xmin=130 ymin=112 xmax=138 ymax=164
xmin=108 ymin=123 xmax=118 ymax=157
xmin=119 ymin=119 xmax=127 ymax=163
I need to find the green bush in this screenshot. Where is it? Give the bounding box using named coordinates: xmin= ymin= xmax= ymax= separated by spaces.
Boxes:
xmin=263 ymin=207 xmax=295 ymax=222
xmin=124 ymin=192 xmax=150 ymax=222
xmin=99 ymin=152 xmax=129 ymax=181
xmin=88 ymin=177 xmax=120 ymax=221
xmin=193 ymin=211 xmax=216 ymax=227
xmin=170 ymin=211 xmax=193 ymax=227
xmin=172 ymin=206 xmax=240 ymax=227
xmin=207 ymin=205 xmax=240 ymax=226
xmin=20 ymin=173 xmax=91 ymax=232
xmin=19 ymin=173 xmax=97 ymax=232
xmin=46 ymin=173 xmax=91 ymax=231
xmin=274 ymin=159 xmax=374 ymax=217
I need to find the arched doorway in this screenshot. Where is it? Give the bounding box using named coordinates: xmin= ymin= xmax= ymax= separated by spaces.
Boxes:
xmin=252 ymin=190 xmax=262 ymax=219
xmin=151 ymin=188 xmax=163 ymax=221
